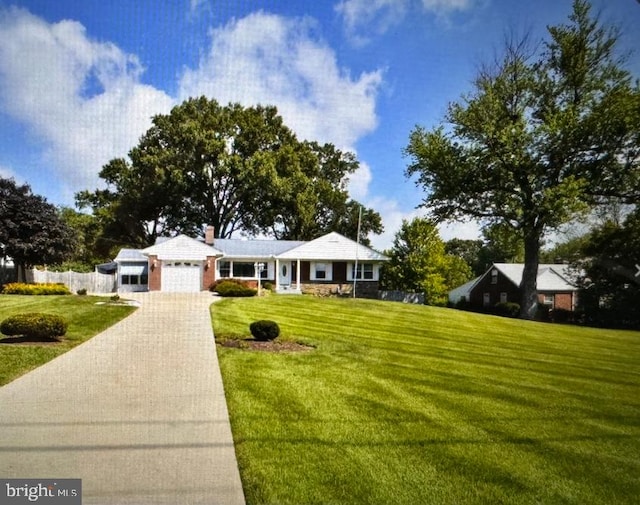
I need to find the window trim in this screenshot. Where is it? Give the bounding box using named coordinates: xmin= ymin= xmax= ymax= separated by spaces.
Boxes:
xmin=347 ymin=262 xmax=376 ymax=281
xmin=311 ymin=262 xmax=333 ymax=281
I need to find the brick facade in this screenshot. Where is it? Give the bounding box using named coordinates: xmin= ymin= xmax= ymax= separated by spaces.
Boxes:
xmin=537 ymin=292 xmax=575 ymax=311
xmin=203 ymin=256 xmax=217 ymax=291
xmin=148 ymin=255 xmax=161 ymax=291
xmin=469 ymin=265 xmax=578 ymax=312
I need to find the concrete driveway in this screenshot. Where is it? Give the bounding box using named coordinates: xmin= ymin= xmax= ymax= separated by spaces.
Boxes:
xmin=0 ymin=292 xmax=245 ymax=505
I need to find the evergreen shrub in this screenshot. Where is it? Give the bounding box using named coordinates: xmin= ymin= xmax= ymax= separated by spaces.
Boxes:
xmin=250 ymin=320 xmax=280 ymax=341
xmin=0 ymin=313 xmax=68 ymax=339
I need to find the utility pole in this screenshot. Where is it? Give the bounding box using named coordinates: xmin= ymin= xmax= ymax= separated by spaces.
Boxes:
xmin=353 ymin=204 xmax=362 ymax=299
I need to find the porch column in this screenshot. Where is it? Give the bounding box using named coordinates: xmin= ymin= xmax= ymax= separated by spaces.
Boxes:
xmin=275 ymin=258 xmax=280 ymax=291
xmin=296 ymin=259 xmax=301 ymax=291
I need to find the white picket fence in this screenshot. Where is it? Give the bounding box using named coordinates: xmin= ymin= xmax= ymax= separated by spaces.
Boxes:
xmin=27 ymin=268 xmax=117 ymax=294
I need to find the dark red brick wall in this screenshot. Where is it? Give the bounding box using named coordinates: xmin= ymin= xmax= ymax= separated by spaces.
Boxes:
xmin=148 ymin=255 xmax=161 ymax=291
xmin=537 ymin=292 xmax=575 ymax=311
xmin=203 ymin=256 xmax=217 ymax=290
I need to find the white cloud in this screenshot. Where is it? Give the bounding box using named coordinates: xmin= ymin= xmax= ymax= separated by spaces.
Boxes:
xmin=0 ymin=164 xmax=20 ymax=182
xmin=178 ymin=11 xmax=382 ymax=150
xmin=365 ymin=196 xmax=421 ymax=251
xmin=0 ymin=7 xmax=173 ymax=197
xmin=335 ymin=0 xmax=408 ymax=46
xmin=437 ymin=219 xmax=483 ymax=242
xmin=347 ymin=161 xmax=372 ymax=202
xmin=336 ymin=0 xmax=479 ymax=43
xmin=420 ymin=0 xmax=476 ymax=14
xmin=366 ymin=197 xmax=482 ymax=251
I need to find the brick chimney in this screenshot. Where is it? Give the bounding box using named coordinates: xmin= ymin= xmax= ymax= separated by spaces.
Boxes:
xmin=205 ymin=225 xmax=215 ymax=246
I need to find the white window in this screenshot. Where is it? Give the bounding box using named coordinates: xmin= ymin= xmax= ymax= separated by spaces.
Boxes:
xmin=311 ymin=262 xmax=332 ymax=281
xmin=543 ymin=294 xmax=555 ymax=306
xmin=233 ymin=262 xmax=255 ymax=278
xmin=500 ymin=292 xmax=508 ymax=303
xmin=483 ymin=293 xmax=491 ymax=307
xmin=219 ymin=261 xmax=231 ymax=278
xmin=348 ymin=263 xmax=376 ymax=281
xmin=491 ymin=269 xmax=498 ymax=284
xmin=218 ymin=260 xmax=269 ymax=279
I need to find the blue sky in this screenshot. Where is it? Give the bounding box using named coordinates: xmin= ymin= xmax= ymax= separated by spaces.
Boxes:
xmin=1 ymin=0 xmax=639 ymax=250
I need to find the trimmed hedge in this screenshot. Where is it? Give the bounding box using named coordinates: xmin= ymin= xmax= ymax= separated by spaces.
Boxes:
xmin=250 ymin=320 xmax=280 ymax=341
xmin=2 ymin=282 xmax=71 ymax=296
xmin=211 ymin=279 xmax=257 ymax=297
xmin=494 ymin=302 xmax=521 ymax=318
xmin=0 ymin=313 xmax=68 ymax=339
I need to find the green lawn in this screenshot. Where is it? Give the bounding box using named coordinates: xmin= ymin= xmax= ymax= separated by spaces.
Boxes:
xmin=212 ymin=296 xmax=640 ymax=505
xmin=0 ymin=295 xmax=136 ymax=385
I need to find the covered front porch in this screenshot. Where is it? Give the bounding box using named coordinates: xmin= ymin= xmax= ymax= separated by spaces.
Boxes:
xmin=273 ymin=258 xmax=302 ymax=294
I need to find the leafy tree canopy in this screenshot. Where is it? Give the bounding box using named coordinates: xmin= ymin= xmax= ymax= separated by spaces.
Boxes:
xmin=405 ymin=0 xmax=639 ymax=318
xmin=575 ymin=208 xmax=640 ymax=329
xmin=0 ymin=177 xmax=74 ymax=276
xmin=77 ymin=97 xmax=382 ymax=248
xmin=381 ymin=217 xmax=472 ymax=306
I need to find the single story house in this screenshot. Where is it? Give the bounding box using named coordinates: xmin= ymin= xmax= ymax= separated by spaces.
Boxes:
xmin=449 ymin=263 xmax=580 ymax=311
xmin=114 ymin=228 xmax=388 ymax=296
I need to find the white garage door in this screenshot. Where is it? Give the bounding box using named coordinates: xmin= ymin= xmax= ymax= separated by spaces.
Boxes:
xmin=162 ymin=261 xmax=202 ymax=292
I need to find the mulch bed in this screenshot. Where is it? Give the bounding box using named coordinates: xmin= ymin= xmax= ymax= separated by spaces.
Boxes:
xmin=0 ymin=336 xmax=62 ymax=345
xmin=219 ymin=338 xmax=314 ymax=353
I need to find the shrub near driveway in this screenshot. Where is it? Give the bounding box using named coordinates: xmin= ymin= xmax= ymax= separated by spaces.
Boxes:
xmin=2 ymin=282 xmax=71 ymax=295
xmin=1 ymin=313 xmax=68 ymax=340
xmin=0 ymin=295 xmax=135 ymax=385
xmin=212 ymin=296 xmax=640 ymax=505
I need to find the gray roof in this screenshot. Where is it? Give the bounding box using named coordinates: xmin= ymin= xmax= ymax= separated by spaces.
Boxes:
xmin=114 ymin=249 xmax=148 ymax=262
xmin=277 ymin=232 xmax=388 ymax=261
xmin=448 ymin=276 xmax=481 ymax=302
xmin=213 ymin=238 xmax=306 ymax=258
xmin=493 ymin=263 xmax=579 ymax=291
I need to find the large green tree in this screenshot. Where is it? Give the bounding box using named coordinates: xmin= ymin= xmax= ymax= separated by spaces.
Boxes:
xmin=405 ymin=0 xmax=639 ymax=319
xmin=0 ymin=178 xmax=74 ymax=279
xmin=576 ymin=209 xmax=640 ymax=329
xmin=381 ymin=217 xmax=472 ymax=306
xmin=78 ymin=97 xmax=382 ymax=247
xmin=57 ymin=207 xmax=112 ymax=270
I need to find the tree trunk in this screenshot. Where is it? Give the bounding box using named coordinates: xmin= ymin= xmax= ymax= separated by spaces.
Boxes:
xmin=520 ymin=231 xmax=541 ymax=320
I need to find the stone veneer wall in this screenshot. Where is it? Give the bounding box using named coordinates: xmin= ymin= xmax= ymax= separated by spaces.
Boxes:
xmin=300 ymin=282 xmax=379 ymax=299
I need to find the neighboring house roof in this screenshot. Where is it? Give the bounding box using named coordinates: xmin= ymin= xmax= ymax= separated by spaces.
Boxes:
xmin=114 ymin=249 xmax=148 ymax=262
xmin=448 ymin=276 xmax=481 ymax=303
xmin=142 ymin=234 xmax=224 ymax=261
xmin=214 ymin=238 xmax=306 ymax=258
xmin=277 ymin=232 xmax=388 ymax=261
xmin=491 ymin=263 xmax=578 ymax=291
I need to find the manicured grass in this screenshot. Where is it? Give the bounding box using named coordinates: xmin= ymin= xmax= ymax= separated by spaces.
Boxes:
xmin=212 ymin=296 xmax=640 ymax=505
xmin=0 ymin=295 xmax=136 ymax=385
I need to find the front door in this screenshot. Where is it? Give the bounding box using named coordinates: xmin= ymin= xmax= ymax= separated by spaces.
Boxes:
xmin=279 ymin=262 xmax=291 ymax=288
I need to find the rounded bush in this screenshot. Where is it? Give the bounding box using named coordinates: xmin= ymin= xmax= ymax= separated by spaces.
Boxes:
xmin=214 ymin=280 xmax=257 ymax=297
xmin=0 ymin=313 xmax=68 ymax=339
xmin=250 ymin=320 xmax=280 ymax=341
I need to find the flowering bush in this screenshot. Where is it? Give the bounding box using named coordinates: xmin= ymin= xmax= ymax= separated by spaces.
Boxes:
xmin=1 ymin=282 xmax=71 ymax=295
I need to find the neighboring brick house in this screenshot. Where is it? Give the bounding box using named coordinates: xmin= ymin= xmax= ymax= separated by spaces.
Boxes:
xmin=113 ymin=228 xmax=388 ymax=297
xmin=449 ymin=263 xmax=579 ymax=312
